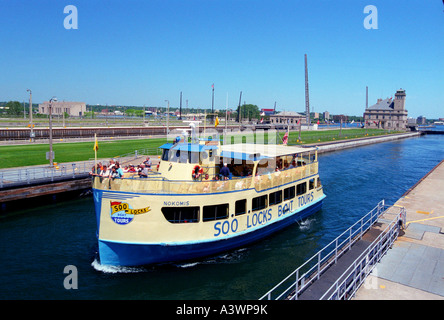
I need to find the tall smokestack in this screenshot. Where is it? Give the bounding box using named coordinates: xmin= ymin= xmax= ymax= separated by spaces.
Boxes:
xmin=366 ymin=86 xmax=368 ymax=109
xmin=305 ymin=54 xmax=310 ymax=126
xmin=179 ymin=91 xmax=182 ymax=120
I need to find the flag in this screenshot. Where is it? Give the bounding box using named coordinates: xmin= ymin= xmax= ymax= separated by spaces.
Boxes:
xmin=93 ymin=134 xmax=99 ymax=151
xmin=260 ymin=118 xmax=263 ymax=123
xmin=282 ymin=131 xmax=288 ymax=145
xmin=212 ymin=83 xmax=214 ymax=89
xmin=215 ymin=116 xmax=219 ymax=127
xmin=317 ymin=120 xmax=320 ymax=125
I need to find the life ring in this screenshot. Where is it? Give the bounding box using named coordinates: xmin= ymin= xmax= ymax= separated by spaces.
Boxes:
xmin=192 ymin=165 xmax=203 ymax=179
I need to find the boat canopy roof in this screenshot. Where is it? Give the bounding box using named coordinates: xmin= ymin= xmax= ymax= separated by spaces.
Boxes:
xmin=220 ymin=143 xmax=317 ymax=160
xmin=159 ymin=142 xmax=219 ymax=153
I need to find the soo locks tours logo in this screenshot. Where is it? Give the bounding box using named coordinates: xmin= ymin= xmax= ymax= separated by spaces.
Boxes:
xmin=110 ymin=201 xmax=151 ymax=225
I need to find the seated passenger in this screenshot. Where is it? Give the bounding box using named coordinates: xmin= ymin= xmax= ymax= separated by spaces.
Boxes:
xmin=138 ymin=164 xmax=149 ymax=178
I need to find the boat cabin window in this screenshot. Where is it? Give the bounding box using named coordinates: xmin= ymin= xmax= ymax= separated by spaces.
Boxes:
xmin=284 ymin=186 xmax=295 ymax=200
xmin=252 ymin=195 xmax=267 ymax=211
xmin=296 ymin=182 xmax=307 ymax=196
xmin=167 ymin=149 xmax=200 ymax=164
xmin=269 ymin=190 xmax=282 ymax=206
xmin=161 ymin=206 xmax=199 ymax=224
xmin=235 ymin=199 xmax=247 ymax=216
xmin=162 ymin=149 xmax=169 ymax=161
xmin=309 ymin=178 xmax=315 ymax=190
xmin=203 ymin=204 xmax=229 ymax=222
xmin=189 ymin=152 xmax=199 ymax=164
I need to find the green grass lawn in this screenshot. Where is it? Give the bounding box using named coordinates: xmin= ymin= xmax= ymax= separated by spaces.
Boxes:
xmin=285 ymin=128 xmax=397 ymax=145
xmin=0 ymin=129 xmax=397 ymax=169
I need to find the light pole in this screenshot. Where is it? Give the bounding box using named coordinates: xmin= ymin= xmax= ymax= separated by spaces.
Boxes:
xmin=49 ymin=97 xmax=57 ymax=167
xmin=27 ymin=89 xmax=34 ymax=142
xmin=165 ymin=100 xmax=169 ymax=135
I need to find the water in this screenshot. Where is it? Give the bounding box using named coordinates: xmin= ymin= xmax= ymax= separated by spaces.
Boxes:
xmin=1 ymin=133 xmax=443 ymax=300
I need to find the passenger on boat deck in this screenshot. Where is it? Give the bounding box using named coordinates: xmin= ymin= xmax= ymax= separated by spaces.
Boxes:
xmin=143 ymin=157 xmax=152 ymax=169
xmin=108 ymin=159 xmax=116 ymax=170
xmin=204 ymin=173 xmax=210 ymax=180
xmin=289 ymin=160 xmax=296 ymax=169
xmin=110 ymin=166 xmax=121 ymax=179
xmin=220 ymin=163 xmax=230 ymax=180
xmin=100 ymin=165 xmax=109 ymax=177
xmin=127 ymin=164 xmax=136 ymax=172
xmin=116 ymin=163 xmax=124 ymax=177
xmin=138 ymin=164 xmax=149 ymax=178
xmin=89 ymin=164 xmax=99 ymax=176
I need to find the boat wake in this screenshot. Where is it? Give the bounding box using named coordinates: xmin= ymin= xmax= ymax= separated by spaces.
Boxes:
xmin=176 ymin=248 xmax=249 ymax=268
xmin=91 ymin=258 xmax=146 ymax=274
xmin=91 ymin=247 xmax=249 ymax=273
xmin=297 ymin=217 xmax=316 ymax=231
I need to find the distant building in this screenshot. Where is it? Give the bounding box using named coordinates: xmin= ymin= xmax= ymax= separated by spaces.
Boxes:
xmin=363 ymin=89 xmax=408 ymax=130
xmin=407 ymin=117 xmax=417 ymax=126
xmin=417 ymin=116 xmax=427 ymax=125
xmin=332 ymin=114 xmax=348 ymax=123
xmin=39 ymin=101 xmax=86 ymax=117
xmin=270 ymin=111 xmax=306 ymax=125
xmin=261 ymin=108 xmax=275 ymax=116
xmin=323 ymin=111 xmax=330 ymax=120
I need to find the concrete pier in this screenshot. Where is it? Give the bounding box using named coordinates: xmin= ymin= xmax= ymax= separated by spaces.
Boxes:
xmin=354 ymin=159 xmax=444 ymax=300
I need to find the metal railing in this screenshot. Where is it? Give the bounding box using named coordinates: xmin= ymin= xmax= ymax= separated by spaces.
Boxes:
xmin=320 ymin=204 xmax=406 ymax=300
xmin=92 ymin=162 xmax=319 ymax=194
xmin=0 ymin=148 xmax=159 ymax=189
xmin=259 ymin=200 xmax=406 ymax=300
xmin=0 ymin=161 xmax=95 ymax=189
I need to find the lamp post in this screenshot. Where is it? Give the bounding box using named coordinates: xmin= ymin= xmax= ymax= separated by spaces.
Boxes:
xmin=165 ymin=100 xmax=169 ymax=135
xmin=27 ymin=89 xmax=34 ymax=142
xmin=49 ymin=97 xmax=57 ymax=167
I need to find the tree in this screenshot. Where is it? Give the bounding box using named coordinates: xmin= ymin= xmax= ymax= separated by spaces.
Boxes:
xmin=6 ymin=101 xmax=22 ymax=116
xmin=239 ymin=104 xmax=260 ymax=121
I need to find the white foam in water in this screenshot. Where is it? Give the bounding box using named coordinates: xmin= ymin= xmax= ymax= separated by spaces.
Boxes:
xmin=91 ymin=258 xmax=145 ymax=274
xmin=298 ymin=218 xmax=314 ymax=231
xmin=177 ymin=262 xmax=200 ymax=268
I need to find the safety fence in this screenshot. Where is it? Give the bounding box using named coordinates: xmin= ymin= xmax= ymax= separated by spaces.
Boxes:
xmin=259 ymin=200 xmax=406 ymax=300
xmin=0 ymin=149 xmax=154 ymax=189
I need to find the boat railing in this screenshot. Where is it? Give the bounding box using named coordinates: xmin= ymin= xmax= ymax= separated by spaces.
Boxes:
xmin=92 ymin=162 xmax=318 ymax=194
xmin=254 ymin=162 xmax=318 ymax=191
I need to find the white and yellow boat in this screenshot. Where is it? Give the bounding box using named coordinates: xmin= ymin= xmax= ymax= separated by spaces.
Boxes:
xmin=92 ymin=127 xmax=325 ymax=266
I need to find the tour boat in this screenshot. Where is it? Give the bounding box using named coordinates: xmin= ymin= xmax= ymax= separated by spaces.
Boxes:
xmin=92 ymin=124 xmax=326 ymax=266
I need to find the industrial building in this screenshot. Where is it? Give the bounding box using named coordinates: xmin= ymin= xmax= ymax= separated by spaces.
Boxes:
xmin=39 ymin=101 xmax=86 ymax=117
xmin=363 ymin=89 xmax=408 ymax=130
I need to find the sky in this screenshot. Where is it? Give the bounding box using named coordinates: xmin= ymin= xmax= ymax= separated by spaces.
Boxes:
xmin=0 ymin=0 xmax=443 ymax=119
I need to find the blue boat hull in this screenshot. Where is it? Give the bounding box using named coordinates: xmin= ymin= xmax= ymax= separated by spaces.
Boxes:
xmin=98 ymin=198 xmax=324 ymax=267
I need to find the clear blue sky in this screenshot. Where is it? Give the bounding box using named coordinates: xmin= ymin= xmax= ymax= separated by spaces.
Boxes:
xmin=1 ymin=0 xmax=443 ymax=118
